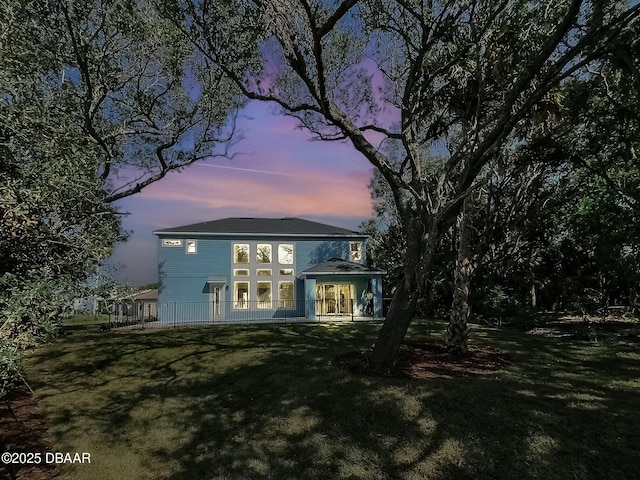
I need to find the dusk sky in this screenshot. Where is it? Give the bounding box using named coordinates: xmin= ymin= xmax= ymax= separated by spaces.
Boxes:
xmin=107 ymin=100 xmax=377 ymax=285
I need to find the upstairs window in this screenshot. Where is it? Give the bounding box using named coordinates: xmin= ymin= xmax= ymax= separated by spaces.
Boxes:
xmin=234 ymin=244 xmax=249 ymax=263
xmin=162 ymin=239 xmax=182 ymax=247
xmin=349 ymin=242 xmax=363 ymax=262
xmin=257 ymin=244 xmax=272 ymax=263
xmin=278 ymin=244 xmax=294 ymax=264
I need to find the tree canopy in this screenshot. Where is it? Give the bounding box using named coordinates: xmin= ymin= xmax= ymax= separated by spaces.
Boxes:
xmin=0 ymin=0 xmax=241 ymax=397
xmin=165 ymin=0 xmax=640 ymax=367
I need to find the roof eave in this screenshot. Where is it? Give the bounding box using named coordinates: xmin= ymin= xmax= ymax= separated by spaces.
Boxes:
xmin=298 ymin=270 xmax=386 ymax=278
xmin=153 ymin=231 xmax=367 ymax=238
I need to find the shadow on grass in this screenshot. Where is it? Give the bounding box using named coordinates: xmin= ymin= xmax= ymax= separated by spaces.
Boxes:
xmin=26 ymin=321 xmax=640 ymax=480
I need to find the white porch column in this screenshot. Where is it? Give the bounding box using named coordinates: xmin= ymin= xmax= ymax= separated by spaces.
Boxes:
xmin=304 ymin=277 xmax=316 ymax=320
xmin=372 ymin=276 xmax=383 ymax=318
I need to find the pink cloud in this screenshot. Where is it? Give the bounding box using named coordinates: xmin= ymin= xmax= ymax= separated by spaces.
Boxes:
xmin=136 ymin=162 xmax=373 ymax=221
xmin=108 ymin=99 xmax=384 ymax=284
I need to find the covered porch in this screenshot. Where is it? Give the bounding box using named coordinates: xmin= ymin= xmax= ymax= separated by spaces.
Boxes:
xmin=299 ymin=258 xmax=385 ymax=321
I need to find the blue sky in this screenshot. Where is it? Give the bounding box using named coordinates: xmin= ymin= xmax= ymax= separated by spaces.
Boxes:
xmin=106 ymin=101 xmax=376 ymax=285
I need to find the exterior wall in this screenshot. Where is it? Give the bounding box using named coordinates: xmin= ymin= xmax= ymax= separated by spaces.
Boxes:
xmin=156 ymin=233 xmax=370 ymax=323
xmin=158 ymin=238 xmax=230 ymax=304
xmin=295 ymin=238 xmax=366 ymax=269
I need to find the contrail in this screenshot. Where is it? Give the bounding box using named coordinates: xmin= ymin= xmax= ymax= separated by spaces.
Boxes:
xmin=197 ymin=163 xmax=303 ymax=177
xmin=197 ymin=161 xmax=370 ymax=186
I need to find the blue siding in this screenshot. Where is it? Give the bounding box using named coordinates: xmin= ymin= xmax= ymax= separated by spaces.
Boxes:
xmin=158 ymin=238 xmax=230 ymax=304
xmin=295 ymin=238 xmax=365 ymax=271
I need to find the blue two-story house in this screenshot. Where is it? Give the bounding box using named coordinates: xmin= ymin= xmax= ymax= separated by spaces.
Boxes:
xmin=154 ymin=217 xmax=384 ymax=324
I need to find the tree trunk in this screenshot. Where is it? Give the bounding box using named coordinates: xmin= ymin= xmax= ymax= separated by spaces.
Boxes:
xmin=368 ymin=221 xmax=432 ymax=370
xmin=531 ymin=284 xmax=537 ymax=308
xmin=368 ymin=280 xmax=419 ymax=369
xmin=447 ymin=197 xmax=473 ymax=354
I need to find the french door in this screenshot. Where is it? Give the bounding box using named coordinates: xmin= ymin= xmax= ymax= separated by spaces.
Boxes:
xmin=316 ymin=284 xmax=354 ymax=315
xmin=209 ymin=285 xmax=225 ymax=322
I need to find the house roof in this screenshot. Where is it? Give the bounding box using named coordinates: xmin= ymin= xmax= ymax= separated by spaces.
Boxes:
xmin=299 ymin=258 xmax=385 ymax=277
xmin=133 ymin=289 xmax=158 ymax=301
xmin=154 ymin=217 xmax=365 ymax=237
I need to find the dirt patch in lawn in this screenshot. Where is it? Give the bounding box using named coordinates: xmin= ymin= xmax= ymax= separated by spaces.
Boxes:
xmin=0 ymin=387 xmax=58 ymax=480
xmin=334 ymin=341 xmax=511 ymax=380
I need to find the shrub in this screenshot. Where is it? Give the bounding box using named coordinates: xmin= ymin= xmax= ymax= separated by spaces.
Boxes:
xmin=0 ymin=342 xmax=21 ymax=400
xmin=0 ymin=274 xmax=64 ymax=400
xmin=476 ymin=285 xmax=535 ymax=328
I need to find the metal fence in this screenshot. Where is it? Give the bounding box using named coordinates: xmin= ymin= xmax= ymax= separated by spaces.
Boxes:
xmin=107 ymin=299 xmax=379 ymax=330
xmin=105 ymin=300 xmax=157 ymax=329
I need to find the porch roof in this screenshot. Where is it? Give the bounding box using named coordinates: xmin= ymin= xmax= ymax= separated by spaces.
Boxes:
xmin=298 ymin=258 xmax=385 ymax=278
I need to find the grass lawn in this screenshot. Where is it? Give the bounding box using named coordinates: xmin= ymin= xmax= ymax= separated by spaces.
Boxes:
xmin=24 ymin=320 xmax=640 ymax=479
xmin=59 ymin=314 xmax=110 ymax=333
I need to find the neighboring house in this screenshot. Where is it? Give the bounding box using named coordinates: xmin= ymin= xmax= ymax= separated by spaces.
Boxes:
xmin=154 ymin=217 xmax=384 ymax=324
xmin=133 ymin=289 xmax=158 ymax=320
xmin=100 ymin=289 xmax=158 ymax=325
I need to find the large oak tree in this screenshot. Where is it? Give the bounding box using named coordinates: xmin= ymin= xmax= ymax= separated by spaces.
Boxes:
xmin=167 ymin=0 xmax=640 ymax=368
xmin=0 ymin=0 xmax=240 ymax=396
